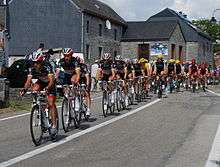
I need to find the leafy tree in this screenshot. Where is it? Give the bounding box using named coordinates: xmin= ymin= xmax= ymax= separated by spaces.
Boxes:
xmin=192 ymin=19 xmax=220 ymax=41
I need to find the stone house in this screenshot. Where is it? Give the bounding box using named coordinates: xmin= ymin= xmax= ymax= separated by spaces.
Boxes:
xmin=121 ymin=8 xmax=213 ymax=64
xmin=121 ymin=20 xmax=186 ymax=61
xmin=2 ymin=0 xmax=127 ymax=65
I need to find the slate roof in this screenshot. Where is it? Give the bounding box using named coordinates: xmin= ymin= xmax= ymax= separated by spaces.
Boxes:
xmin=71 ymin=0 xmax=127 ymax=26
xmin=148 ymin=8 xmax=212 ymax=41
xmin=121 ymin=20 xmax=179 ymax=42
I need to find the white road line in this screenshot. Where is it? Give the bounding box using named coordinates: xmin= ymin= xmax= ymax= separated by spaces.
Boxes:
xmin=0 ymin=113 xmax=31 ymax=122
xmin=205 ymin=123 xmax=220 ymax=167
xmin=0 ymin=96 xmax=102 ymax=122
xmin=0 ymin=99 xmax=161 ymax=167
xmin=207 ymin=89 xmax=220 ymax=97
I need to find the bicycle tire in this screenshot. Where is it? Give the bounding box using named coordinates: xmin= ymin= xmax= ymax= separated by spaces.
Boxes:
xmin=61 ymin=99 xmax=70 ymax=133
xmin=30 ymin=105 xmax=43 ymax=146
xmin=102 ymin=91 xmax=108 ymax=117
xmin=116 ymin=90 xmax=122 ymax=112
xmin=74 ymin=96 xmax=81 ymax=126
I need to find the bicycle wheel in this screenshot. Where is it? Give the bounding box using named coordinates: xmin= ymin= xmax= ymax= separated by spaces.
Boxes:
xmin=61 ymin=99 xmax=71 ymax=133
xmin=30 ymin=105 xmax=43 ymax=146
xmin=116 ymin=90 xmax=122 ymax=112
xmin=102 ymin=91 xmax=108 ymax=117
xmin=109 ymin=92 xmax=115 ymax=114
xmin=74 ymin=96 xmax=81 ymax=126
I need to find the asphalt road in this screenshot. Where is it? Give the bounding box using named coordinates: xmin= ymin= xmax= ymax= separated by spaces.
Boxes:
xmin=0 ymin=89 xmax=220 ymax=167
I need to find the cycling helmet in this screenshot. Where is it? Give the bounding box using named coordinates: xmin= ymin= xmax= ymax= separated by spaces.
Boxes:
xmin=191 ymin=58 xmax=196 ymax=64
xmin=115 ymin=55 xmax=122 ymax=61
xmin=32 ymin=51 xmax=45 ymax=63
xmin=132 ymin=58 xmax=138 ymax=64
xmin=157 ymin=54 xmax=164 ymax=59
xmin=138 ymin=58 xmax=148 ymax=64
xmin=169 ymin=59 xmax=175 ymax=63
xmin=102 ymin=53 xmax=112 ymax=60
xmin=176 ymin=60 xmax=181 ymax=64
xmin=62 ymin=48 xmax=73 ymax=55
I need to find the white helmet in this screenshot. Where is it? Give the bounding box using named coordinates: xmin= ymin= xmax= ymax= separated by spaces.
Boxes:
xmin=101 ymin=53 xmax=112 ymax=60
xmin=115 ymin=55 xmax=122 ymax=61
xmin=62 ymin=48 xmax=73 ymax=55
xmin=31 ymin=51 xmax=45 ymax=62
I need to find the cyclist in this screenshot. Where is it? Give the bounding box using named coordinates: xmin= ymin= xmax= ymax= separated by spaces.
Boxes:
xmin=96 ymin=53 xmax=115 ymax=82
xmin=175 ymin=60 xmax=183 ymax=90
xmin=155 ymin=54 xmax=166 ymax=76
xmin=167 ymin=59 xmax=176 ymax=76
xmin=199 ymin=62 xmax=208 ymax=88
xmin=125 ymin=58 xmax=135 ymax=80
xmin=20 ymin=51 xmax=58 ymax=137
xmin=154 ymin=54 xmax=167 ymax=96
xmin=114 ymin=55 xmax=127 ymax=80
xmin=138 ymin=58 xmax=151 ymax=94
xmin=189 ymin=58 xmax=199 ymax=89
xmin=56 ymin=48 xmax=80 ymax=86
xmin=113 ymin=55 xmax=128 ymax=105
xmin=78 ymin=57 xmax=92 ymax=117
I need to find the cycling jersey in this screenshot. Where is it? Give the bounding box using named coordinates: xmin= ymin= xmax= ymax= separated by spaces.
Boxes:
xmin=184 ymin=63 xmax=190 ymax=74
xmin=133 ymin=63 xmax=142 ymax=77
xmin=168 ymin=63 xmax=175 ymax=75
xmin=156 ymin=61 xmax=165 ymax=75
xmin=99 ymin=60 xmax=113 ymax=81
xmin=190 ymin=64 xmax=198 ymax=75
xmin=200 ymin=67 xmax=207 ymax=75
xmin=58 ymin=57 xmax=79 ymax=75
xmin=28 ymin=62 xmax=56 ymax=96
xmin=57 ymin=57 xmax=79 ymax=85
xmin=79 ymin=63 xmax=91 ymax=90
xmin=114 ymin=60 xmax=126 ymax=73
xmin=127 ymin=63 xmax=134 ymax=74
xmin=176 ymin=64 xmax=182 ymax=75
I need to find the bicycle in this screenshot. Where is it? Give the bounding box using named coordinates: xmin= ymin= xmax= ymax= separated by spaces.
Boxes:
xmin=28 ymin=91 xmax=59 ymax=146
xmin=115 ymin=80 xmax=126 ymax=111
xmin=74 ymin=83 xmax=91 ymax=124
xmin=127 ymin=78 xmax=135 ymax=105
xmin=57 ymin=85 xmax=79 ymax=132
xmin=99 ymin=80 xmax=115 ymax=117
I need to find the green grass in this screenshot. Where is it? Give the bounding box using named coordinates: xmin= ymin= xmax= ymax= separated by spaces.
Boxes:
xmin=9 ymin=100 xmax=32 ymax=112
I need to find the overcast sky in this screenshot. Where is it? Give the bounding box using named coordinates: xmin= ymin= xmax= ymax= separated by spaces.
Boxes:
xmin=100 ymin=0 xmax=220 ymax=21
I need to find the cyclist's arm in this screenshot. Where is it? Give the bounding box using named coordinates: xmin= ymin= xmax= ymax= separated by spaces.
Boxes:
xmin=75 ymin=67 xmax=81 ymax=83
xmin=111 ymin=68 xmax=116 ymax=79
xmin=47 ymin=74 xmax=55 ymax=90
xmin=24 ymin=75 xmax=32 ymax=90
xmin=124 ymin=67 xmax=128 ymax=79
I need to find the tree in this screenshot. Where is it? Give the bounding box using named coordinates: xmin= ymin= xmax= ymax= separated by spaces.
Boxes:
xmin=192 ymin=19 xmax=220 ymax=52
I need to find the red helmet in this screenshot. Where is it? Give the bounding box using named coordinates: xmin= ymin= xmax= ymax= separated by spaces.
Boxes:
xmin=191 ymin=58 xmax=196 ymax=64
xmin=32 ymin=51 xmax=45 ymax=63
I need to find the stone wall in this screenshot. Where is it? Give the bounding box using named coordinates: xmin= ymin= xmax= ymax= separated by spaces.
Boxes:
xmin=83 ymin=13 xmax=123 ymax=63
xmin=186 ymin=42 xmax=199 ymax=61
xmin=121 ymin=24 xmax=186 ymax=61
xmin=0 ymin=78 xmax=9 ymax=108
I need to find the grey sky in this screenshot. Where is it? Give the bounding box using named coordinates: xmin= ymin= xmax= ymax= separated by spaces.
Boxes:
xmin=100 ymin=0 xmax=220 ymax=21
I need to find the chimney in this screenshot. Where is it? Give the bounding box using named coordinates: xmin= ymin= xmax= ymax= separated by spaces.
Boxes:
xmin=183 ymin=14 xmax=187 ymax=18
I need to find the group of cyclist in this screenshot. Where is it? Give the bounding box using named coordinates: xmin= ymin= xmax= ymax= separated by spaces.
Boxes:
xmin=19 ymin=46 xmax=214 ymax=139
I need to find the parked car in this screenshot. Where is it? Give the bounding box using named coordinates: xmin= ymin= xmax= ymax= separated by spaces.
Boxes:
xmin=8 ymin=59 xmax=31 ymax=88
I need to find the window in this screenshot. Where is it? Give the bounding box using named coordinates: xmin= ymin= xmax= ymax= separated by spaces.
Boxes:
xmin=86 ymin=21 xmax=89 ymax=33
xmin=99 ymin=24 xmax=102 ymax=36
xmin=179 ymin=46 xmax=183 ymax=61
xmin=98 ymin=47 xmax=103 ymax=58
xmin=171 ymin=44 xmax=176 ymax=59
xmin=114 ymin=51 xmax=117 ymax=59
xmin=86 ymin=44 xmax=90 ymax=59
xmin=114 ymin=29 xmax=117 ymax=40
